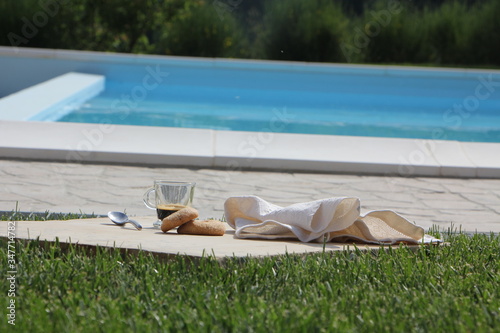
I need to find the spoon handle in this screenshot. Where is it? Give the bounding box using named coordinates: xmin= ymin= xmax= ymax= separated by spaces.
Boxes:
xmin=127 ymin=219 xmax=143 ymax=230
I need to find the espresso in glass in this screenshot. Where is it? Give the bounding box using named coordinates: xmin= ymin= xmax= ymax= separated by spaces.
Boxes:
xmin=156 ymin=204 xmax=186 ymax=220
xmin=143 ymin=180 xmax=196 ymax=228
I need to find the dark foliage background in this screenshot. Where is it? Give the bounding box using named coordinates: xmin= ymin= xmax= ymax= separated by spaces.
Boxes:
xmin=1 ymin=0 xmax=499 ymax=67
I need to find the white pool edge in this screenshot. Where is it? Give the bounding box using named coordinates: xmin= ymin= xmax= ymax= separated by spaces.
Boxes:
xmin=0 ymin=72 xmax=104 ymax=121
xmin=0 ymin=120 xmax=499 ymax=178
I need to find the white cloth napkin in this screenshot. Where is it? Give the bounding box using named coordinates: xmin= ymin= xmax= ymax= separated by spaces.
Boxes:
xmin=224 ymin=196 xmax=437 ymax=244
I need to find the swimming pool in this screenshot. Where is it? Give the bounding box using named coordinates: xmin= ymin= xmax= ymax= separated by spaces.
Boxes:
xmin=48 ymin=60 xmax=500 ymax=143
xmin=1 ymin=47 xmax=499 ymax=178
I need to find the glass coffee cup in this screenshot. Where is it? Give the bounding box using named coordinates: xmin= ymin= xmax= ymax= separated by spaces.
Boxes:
xmin=143 ymin=180 xmax=196 ymax=228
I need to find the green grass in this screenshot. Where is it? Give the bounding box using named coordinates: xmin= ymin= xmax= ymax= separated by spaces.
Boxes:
xmin=0 ymin=204 xmax=102 ymax=221
xmin=0 ymin=210 xmax=101 ymax=221
xmin=1 ymin=214 xmax=499 ymax=332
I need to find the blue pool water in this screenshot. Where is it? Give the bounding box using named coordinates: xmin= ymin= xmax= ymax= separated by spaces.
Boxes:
xmin=56 ymin=60 xmax=500 ymax=142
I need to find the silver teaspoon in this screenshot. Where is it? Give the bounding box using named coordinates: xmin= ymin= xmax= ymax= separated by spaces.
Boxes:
xmin=107 ymin=211 xmax=142 ymax=230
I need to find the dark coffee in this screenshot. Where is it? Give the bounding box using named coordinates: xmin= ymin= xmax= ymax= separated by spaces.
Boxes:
xmin=156 ymin=204 xmax=186 ymax=220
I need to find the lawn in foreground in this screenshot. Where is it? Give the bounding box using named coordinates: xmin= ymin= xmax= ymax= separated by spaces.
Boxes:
xmin=1 ymin=214 xmax=499 ymax=332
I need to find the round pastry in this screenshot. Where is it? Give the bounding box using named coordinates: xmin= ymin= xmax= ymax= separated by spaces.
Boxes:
xmin=161 ymin=207 xmax=199 ymax=233
xmin=177 ymin=219 xmax=226 ymax=236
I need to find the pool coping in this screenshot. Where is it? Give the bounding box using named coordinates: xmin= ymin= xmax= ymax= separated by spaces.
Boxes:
xmin=3 ymin=46 xmax=499 ymax=78
xmin=0 ymin=47 xmax=499 ymax=178
xmin=1 ymin=119 xmax=499 ymax=178
xmin=0 ymin=72 xmax=104 ymax=121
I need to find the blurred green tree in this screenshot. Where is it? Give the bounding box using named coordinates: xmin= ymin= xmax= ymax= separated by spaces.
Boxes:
xmin=157 ymin=0 xmax=249 ymax=58
xmin=255 ymin=0 xmax=348 ymax=62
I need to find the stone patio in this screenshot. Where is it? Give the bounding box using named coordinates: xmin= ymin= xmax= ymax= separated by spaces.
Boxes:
xmin=1 ymin=159 xmax=499 ymax=236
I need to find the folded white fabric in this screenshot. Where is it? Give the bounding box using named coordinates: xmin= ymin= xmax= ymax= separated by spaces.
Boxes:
xmin=224 ymin=196 xmax=435 ymax=244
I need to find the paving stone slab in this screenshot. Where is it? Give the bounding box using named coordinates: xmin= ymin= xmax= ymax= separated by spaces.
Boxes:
xmin=0 ymin=217 xmax=413 ymax=259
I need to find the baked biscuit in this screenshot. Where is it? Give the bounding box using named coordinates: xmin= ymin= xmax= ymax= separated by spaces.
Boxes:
xmin=177 ymin=219 xmax=226 ymax=236
xmin=161 ymin=207 xmax=199 ymax=233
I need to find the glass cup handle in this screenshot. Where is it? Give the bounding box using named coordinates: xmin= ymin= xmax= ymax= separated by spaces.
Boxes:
xmin=143 ymin=188 xmax=156 ymax=209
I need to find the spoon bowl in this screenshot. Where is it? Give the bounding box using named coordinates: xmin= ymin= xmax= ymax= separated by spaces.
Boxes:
xmin=108 ymin=211 xmax=142 ymax=230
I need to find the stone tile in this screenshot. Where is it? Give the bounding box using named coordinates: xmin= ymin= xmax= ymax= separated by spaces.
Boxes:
xmin=489 ymin=205 xmax=500 ymax=215
xmin=458 ymin=193 xmax=500 ymax=206
xmin=2 ymin=217 xmax=429 ymax=259
xmin=361 ymin=200 xmax=417 ymax=210
xmin=294 ymin=173 xmax=366 ymax=185
xmin=429 ymin=210 xmax=499 ymax=232
xmin=419 ymin=177 xmax=470 ymax=184
xmin=391 ymin=207 xmax=437 ymax=217
xmin=422 ymin=199 xmax=485 ymax=210
xmin=436 ymin=208 xmax=498 ymax=217
xmin=399 ymin=180 xmax=448 ymax=193
xmin=318 ymin=190 xmax=367 ymax=200
xmin=349 ymin=180 xmax=410 ymax=193
xmin=372 ymin=192 xmax=416 ymax=203
xmin=460 ymin=178 xmax=500 ymax=187
xmin=442 ymin=183 xmax=494 ymax=194
xmin=413 ymin=192 xmax=467 ymax=202
xmin=42 ymin=162 xmax=107 ymax=176
xmin=431 ymin=220 xmax=498 ymax=232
